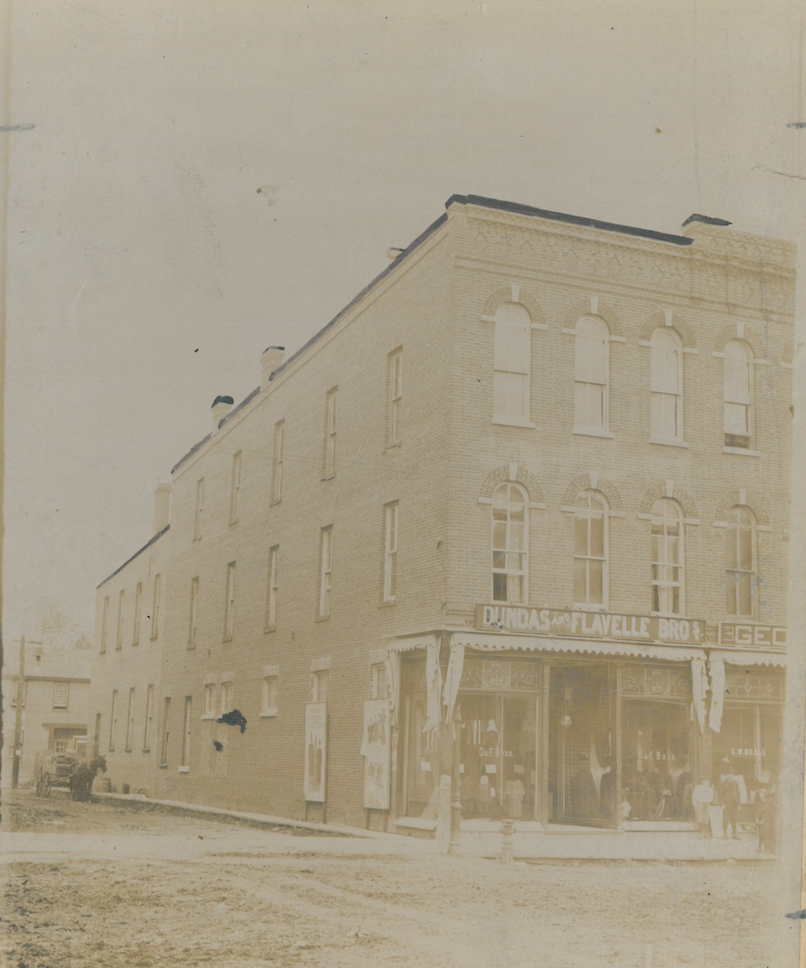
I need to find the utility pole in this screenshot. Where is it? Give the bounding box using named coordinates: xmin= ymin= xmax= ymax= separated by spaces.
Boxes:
xmin=11 ymin=634 xmax=25 ymax=788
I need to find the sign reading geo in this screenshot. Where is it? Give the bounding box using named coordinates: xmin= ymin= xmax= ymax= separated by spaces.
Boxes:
xmin=718 ymin=623 xmax=787 ymax=649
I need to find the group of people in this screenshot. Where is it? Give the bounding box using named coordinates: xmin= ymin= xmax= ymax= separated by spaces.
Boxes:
xmin=690 ymin=769 xmax=776 ymax=851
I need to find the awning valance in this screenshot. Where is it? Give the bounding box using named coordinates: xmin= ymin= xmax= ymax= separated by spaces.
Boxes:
xmin=708 ymin=649 xmax=787 ymax=668
xmin=448 ymin=631 xmax=707 ymax=664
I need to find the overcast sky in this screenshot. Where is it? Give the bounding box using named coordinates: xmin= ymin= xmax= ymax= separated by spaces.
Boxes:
xmin=5 ymin=0 xmax=806 ymax=642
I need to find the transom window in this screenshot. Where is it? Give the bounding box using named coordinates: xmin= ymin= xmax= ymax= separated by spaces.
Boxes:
xmin=650 ymin=329 xmax=683 ymax=440
xmin=491 ymin=483 xmax=527 ymax=604
xmin=651 ymin=499 xmax=683 ymax=615
xmin=574 ymin=316 xmax=609 ymax=432
xmin=574 ymin=490 xmax=608 ymax=607
xmin=493 ymin=303 xmax=531 ymax=423
xmin=726 ymin=506 xmax=755 ymax=616
xmin=723 ymin=340 xmax=753 ymax=449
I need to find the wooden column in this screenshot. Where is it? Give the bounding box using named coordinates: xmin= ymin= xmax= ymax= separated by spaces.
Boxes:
xmin=613 ymin=661 xmax=623 ymax=830
xmin=539 ymin=659 xmax=551 ymax=824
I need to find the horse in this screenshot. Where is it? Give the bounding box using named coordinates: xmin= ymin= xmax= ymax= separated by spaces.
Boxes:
xmin=68 ymin=755 xmax=107 ymax=802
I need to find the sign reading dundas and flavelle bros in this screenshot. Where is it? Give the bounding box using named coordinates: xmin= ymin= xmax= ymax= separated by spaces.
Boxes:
xmin=476 ymin=605 xmax=706 ymax=645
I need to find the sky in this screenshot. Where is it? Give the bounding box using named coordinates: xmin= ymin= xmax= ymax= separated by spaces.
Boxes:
xmin=4 ymin=0 xmax=806 ymax=642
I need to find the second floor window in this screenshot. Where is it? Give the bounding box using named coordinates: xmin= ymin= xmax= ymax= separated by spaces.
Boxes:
xmin=224 ymin=563 xmax=236 ymax=641
xmin=310 ymin=671 xmax=329 ymax=703
xmin=492 ymin=483 xmax=527 ymax=604
xmin=220 ymin=681 xmax=234 ymax=714
xmin=724 ymin=340 xmax=753 ymax=449
xmin=319 ymin=528 xmax=333 ymax=617
xmin=116 ymin=589 xmax=125 ymax=650
xmin=204 ymin=683 xmax=216 ymax=717
xmin=388 ymin=349 xmax=403 ymax=446
xmin=125 ymin=687 xmax=135 ymax=751
xmin=159 ymin=697 xmax=171 ymax=766
xmin=574 ymin=490 xmax=608 ymax=607
xmin=132 ymin=582 xmax=142 ymax=645
xmin=574 ymin=316 xmax=609 ymax=433
xmin=726 ymin=506 xmax=755 ymax=616
xmin=53 ymin=681 xmax=69 ymax=709
xmin=101 ymin=596 xmax=109 ymax=653
xmin=180 ymin=697 xmax=192 ymax=769
xmin=384 ymin=504 xmax=398 ymax=602
xmin=151 ymin=574 xmax=161 ymax=640
xmin=493 ymin=303 xmax=531 ymax=423
xmin=266 ymin=545 xmax=279 ymax=630
xmin=194 ymin=479 xmax=205 ymax=540
xmin=109 ymin=690 xmax=118 ymax=751
xmin=188 ymin=577 xmax=199 ymax=649
xmin=651 ymin=499 xmax=684 ymax=615
xmin=272 ymin=421 xmax=284 ymax=502
xmin=324 ymin=390 xmax=337 ymax=478
xmin=230 ymin=452 xmax=242 ymax=523
xmin=650 ymin=328 xmax=683 ymax=441
xmin=143 ymin=684 xmax=154 ymax=751
xmin=262 ymin=676 xmax=278 ymax=716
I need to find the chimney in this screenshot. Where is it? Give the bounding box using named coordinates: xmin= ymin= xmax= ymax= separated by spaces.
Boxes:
xmin=261 ymin=346 xmax=285 ymax=389
xmin=211 ymin=395 xmax=234 ymax=431
xmin=153 ymin=482 xmax=172 ymax=533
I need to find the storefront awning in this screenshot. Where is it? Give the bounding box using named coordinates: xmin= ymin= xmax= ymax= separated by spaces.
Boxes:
xmin=447 ymin=631 xmax=707 ymax=663
xmin=708 ymin=649 xmax=786 ymax=668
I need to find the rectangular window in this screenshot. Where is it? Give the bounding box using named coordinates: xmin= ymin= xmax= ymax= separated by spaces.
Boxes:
xmin=262 ymin=676 xmax=278 ymax=716
xmin=116 ymin=589 xmax=125 ymax=649
xmin=223 ymin=562 xmax=236 ymax=641
xmin=203 ymin=682 xmax=216 ymax=718
xmin=143 ymin=684 xmax=154 ymax=751
xmin=180 ymin=697 xmax=192 ymax=769
xmin=194 ymin=479 xmax=205 ymax=540
xmin=188 ymin=576 xmax=199 ymax=649
xmin=230 ymin=451 xmax=242 ymax=523
xmin=650 ymin=330 xmax=683 ymax=441
xmin=151 ymin=574 xmax=162 ymax=639
xmin=100 ymin=596 xmax=109 ymax=653
xmin=323 ymin=388 xmax=337 ymax=478
xmin=383 ymin=504 xmax=398 ymax=602
xmin=310 ymin=671 xmax=329 ymax=703
xmin=220 ymin=681 xmax=233 ymax=715
xmin=159 ymin=697 xmax=171 ymax=766
xmin=371 ymin=664 xmax=389 ymax=700
xmin=53 ymin=681 xmax=69 ymax=709
xmin=125 ymin=687 xmax=135 ymax=751
xmin=574 ymin=318 xmax=609 ymax=432
xmin=493 ymin=306 xmax=531 ymax=423
xmin=266 ymin=545 xmax=279 ymax=630
xmin=388 ymin=349 xmax=403 ymax=446
xmin=132 ymin=582 xmax=142 ymax=645
xmin=109 ymin=690 xmax=118 ymax=751
xmin=53 ymin=739 xmax=68 ymax=754
xmin=272 ymin=421 xmax=284 ymax=502
xmin=319 ymin=528 xmax=333 ymax=617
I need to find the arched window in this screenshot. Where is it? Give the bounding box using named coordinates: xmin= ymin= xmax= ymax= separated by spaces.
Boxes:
xmin=723 ymin=340 xmax=753 ymax=449
xmin=574 ymin=316 xmax=609 ymax=432
xmin=492 ymin=483 xmax=527 ymax=603
xmin=650 ymin=329 xmax=683 ymax=441
xmin=493 ymin=303 xmax=531 ymax=423
xmin=574 ymin=490 xmax=607 ymax=606
xmin=651 ymin=499 xmax=683 ymax=615
xmin=726 ymin=506 xmax=755 ymax=616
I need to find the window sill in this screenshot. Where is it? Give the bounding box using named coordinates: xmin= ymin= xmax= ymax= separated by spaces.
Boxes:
xmin=143 ymin=748 xmax=151 ymax=754
xmin=201 ymin=714 xmax=216 ymax=721
xmin=649 ymin=437 xmax=689 ymax=449
xmin=124 ymin=748 xmax=132 ymax=753
xmin=229 ymin=519 xmax=239 ymax=527
xmin=723 ymin=446 xmax=761 ymax=457
xmin=158 ymin=763 xmax=168 ymax=769
xmin=491 ymin=417 xmax=536 ymax=429
xmin=260 ymin=710 xmax=278 ymax=718
xmin=573 ymin=427 xmax=614 ymax=439
xmin=385 ymin=441 xmax=402 ymax=452
xmin=222 ymin=636 xmax=233 ymax=644
xmin=315 ymin=614 xmax=330 ymax=623
xmin=378 ymin=599 xmax=396 ymax=608
xmin=178 ymin=766 xmax=189 ymax=773
xmin=264 ymin=625 xmax=277 ymax=634
xmin=270 ymin=498 xmax=282 ymax=507
xmin=132 ymin=641 xmax=139 ymax=647
xmin=320 ymin=474 xmax=336 ymax=482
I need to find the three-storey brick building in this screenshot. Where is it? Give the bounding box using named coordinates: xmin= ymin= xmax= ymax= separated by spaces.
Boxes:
xmin=91 ymin=195 xmax=793 ymax=842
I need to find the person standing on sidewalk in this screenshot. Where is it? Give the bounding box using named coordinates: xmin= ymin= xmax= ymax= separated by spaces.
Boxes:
xmin=719 ymin=769 xmax=741 ymax=840
xmin=691 ymin=778 xmax=714 ymax=838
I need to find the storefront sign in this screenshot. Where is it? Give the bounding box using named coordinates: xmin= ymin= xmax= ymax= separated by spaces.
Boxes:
xmin=304 ymin=702 xmax=327 ymax=802
xmin=361 ymin=699 xmax=390 ymax=810
xmin=718 ymin=623 xmax=787 ymax=649
xmin=476 ymin=605 xmax=705 ymax=645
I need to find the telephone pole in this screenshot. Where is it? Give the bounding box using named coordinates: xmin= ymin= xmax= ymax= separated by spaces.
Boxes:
xmin=11 ymin=634 xmax=25 ymax=788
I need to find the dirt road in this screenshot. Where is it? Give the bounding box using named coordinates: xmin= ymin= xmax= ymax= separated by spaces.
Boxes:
xmin=1 ymin=789 xmax=794 ymax=968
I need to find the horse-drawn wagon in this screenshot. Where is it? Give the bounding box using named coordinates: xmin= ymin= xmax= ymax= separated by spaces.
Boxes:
xmin=34 ymin=739 xmax=106 ymax=801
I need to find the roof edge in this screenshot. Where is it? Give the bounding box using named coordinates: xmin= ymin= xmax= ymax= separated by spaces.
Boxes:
xmin=97 ymin=524 xmax=170 ymax=589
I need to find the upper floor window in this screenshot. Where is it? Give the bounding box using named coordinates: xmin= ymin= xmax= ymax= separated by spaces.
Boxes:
xmin=180 ymin=696 xmax=192 ymax=770
xmin=324 ymin=389 xmax=337 ymax=478
xmin=371 ymin=663 xmax=389 ymax=700
xmin=151 ymin=574 xmax=161 ymax=640
xmin=53 ymin=681 xmax=69 ymax=709
xmin=310 ymin=671 xmax=329 ymax=703
xmin=493 ymin=303 xmax=531 ymax=424
xmin=574 ymin=316 xmax=609 ymax=433
xmin=125 ymin=687 xmax=136 ymax=751
xmin=262 ymin=676 xmax=279 ymax=717
xmin=143 ymin=684 xmax=154 ymax=751
xmin=188 ymin=577 xmax=199 ymax=649
xmin=383 ymin=504 xmax=398 ymax=602
xmin=492 ymin=483 xmax=527 ymax=604
xmin=319 ymin=528 xmax=333 ymax=618
xmin=724 ymin=340 xmax=753 ymax=449
xmin=650 ymin=329 xmax=683 ymax=441
xmin=229 ymin=452 xmax=242 ymax=524
xmin=651 ymin=499 xmax=684 ymax=615
xmin=159 ymin=697 xmax=171 ymax=766
xmin=220 ymin=681 xmax=234 ymax=714
xmin=388 ymin=349 xmax=403 ymax=446
xmin=224 ymin=562 xmax=236 ymax=641
xmin=272 ymin=421 xmax=284 ymax=502
xmin=132 ymin=582 xmax=142 ymax=645
xmin=726 ymin=506 xmax=755 ymax=616
xmin=203 ymin=682 xmax=216 ymax=718
xmin=574 ymin=490 xmax=608 ymax=607
xmin=265 ymin=545 xmax=279 ymax=631
xmin=194 ymin=479 xmax=205 ymax=540
xmin=116 ymin=589 xmax=125 ymax=650
xmin=100 ymin=596 xmax=109 ymax=653
xmin=109 ymin=689 xmax=118 ymax=751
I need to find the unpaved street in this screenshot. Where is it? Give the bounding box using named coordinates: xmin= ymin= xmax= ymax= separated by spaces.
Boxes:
xmin=1 ymin=790 xmax=794 ymax=968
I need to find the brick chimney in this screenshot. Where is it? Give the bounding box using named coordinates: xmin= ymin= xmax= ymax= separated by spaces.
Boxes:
xmin=261 ymin=346 xmax=285 ymax=389
xmin=153 ymin=482 xmax=171 ymax=533
xmin=212 ymin=395 xmax=234 ymax=432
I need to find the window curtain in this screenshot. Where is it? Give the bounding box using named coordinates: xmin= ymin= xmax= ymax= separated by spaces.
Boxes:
xmin=691 ymin=656 xmax=708 ymax=734
xmin=442 ymin=641 xmax=465 ymax=726
xmin=708 ymin=654 xmax=726 ymax=733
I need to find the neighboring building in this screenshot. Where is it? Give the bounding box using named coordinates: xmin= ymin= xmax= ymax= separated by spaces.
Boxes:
xmin=91 ymin=195 xmax=793 ymax=844
xmin=2 ymin=631 xmax=92 ymax=787
xmin=88 ymin=487 xmax=170 ymax=795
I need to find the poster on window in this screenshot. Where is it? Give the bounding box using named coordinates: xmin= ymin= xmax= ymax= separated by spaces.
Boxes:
xmin=304 ymin=702 xmax=327 ymax=802
xmin=361 ymin=699 xmax=391 ymax=810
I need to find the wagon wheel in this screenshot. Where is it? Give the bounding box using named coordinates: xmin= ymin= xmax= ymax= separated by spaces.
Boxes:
xmin=35 ymin=767 xmax=45 ymax=797
xmin=41 ymin=771 xmax=52 ymax=798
